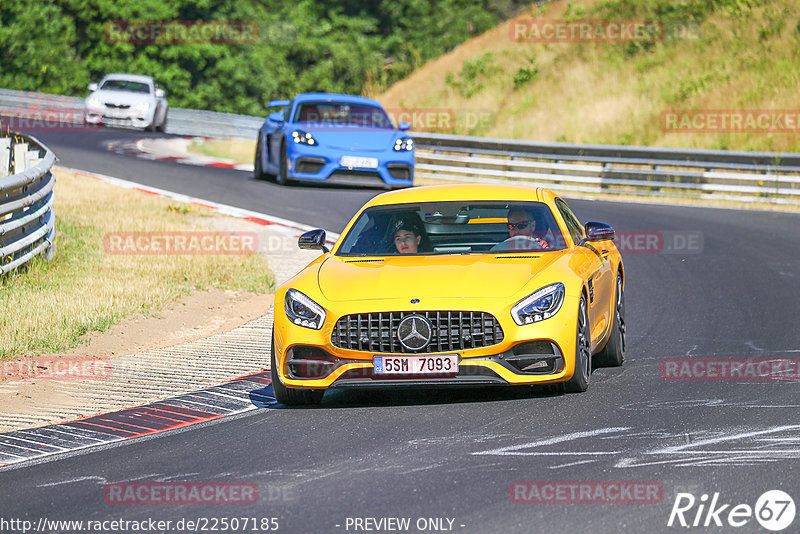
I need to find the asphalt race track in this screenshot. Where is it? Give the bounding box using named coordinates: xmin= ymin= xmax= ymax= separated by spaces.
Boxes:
xmin=2 ymin=123 xmax=800 ymax=533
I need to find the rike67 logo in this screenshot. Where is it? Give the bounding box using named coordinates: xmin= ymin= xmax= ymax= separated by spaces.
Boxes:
xmin=668 ymin=490 xmax=795 ymax=531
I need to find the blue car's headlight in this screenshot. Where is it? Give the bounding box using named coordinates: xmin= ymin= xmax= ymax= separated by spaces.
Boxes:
xmin=285 ymin=289 xmax=326 ymax=329
xmin=292 ymin=130 xmax=317 ymax=146
xmin=511 ymin=283 xmax=565 ymax=325
xmin=393 ymin=137 xmax=413 ymax=151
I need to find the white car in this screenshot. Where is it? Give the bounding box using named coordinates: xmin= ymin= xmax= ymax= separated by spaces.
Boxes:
xmin=85 ymin=74 xmax=168 ymax=132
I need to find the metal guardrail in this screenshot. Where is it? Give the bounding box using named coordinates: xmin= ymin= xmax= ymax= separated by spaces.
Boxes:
xmin=0 ymin=88 xmax=262 ymax=139
xmin=2 ymin=88 xmax=800 ymax=205
xmin=0 ymin=134 xmax=56 ymax=274
xmin=411 ymin=133 xmax=800 ymax=205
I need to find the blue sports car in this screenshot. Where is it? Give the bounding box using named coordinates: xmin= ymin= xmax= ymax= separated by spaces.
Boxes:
xmin=253 ymin=93 xmax=414 ymax=188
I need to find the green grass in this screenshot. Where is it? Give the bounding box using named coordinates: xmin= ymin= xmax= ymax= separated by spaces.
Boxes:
xmin=0 ymin=169 xmax=274 ymax=358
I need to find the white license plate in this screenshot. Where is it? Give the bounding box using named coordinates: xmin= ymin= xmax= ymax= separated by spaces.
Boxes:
xmin=374 ymin=355 xmax=458 ymax=375
xmin=340 ymin=156 xmax=378 ymax=169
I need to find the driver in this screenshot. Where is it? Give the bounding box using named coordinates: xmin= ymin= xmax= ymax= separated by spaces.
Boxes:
xmin=504 ymin=207 xmax=550 ymax=249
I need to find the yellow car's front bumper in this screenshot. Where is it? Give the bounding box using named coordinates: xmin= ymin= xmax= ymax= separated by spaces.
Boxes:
xmin=273 ymin=296 xmax=581 ymax=390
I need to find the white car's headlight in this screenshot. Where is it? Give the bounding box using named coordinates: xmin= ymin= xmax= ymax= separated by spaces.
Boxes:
xmin=393 ymin=137 xmax=413 ymax=151
xmin=285 ymin=289 xmax=326 ymax=329
xmin=86 ymin=96 xmax=102 ymax=108
xmin=131 ymin=101 xmax=151 ymax=113
xmin=511 ymin=283 xmax=565 ymax=325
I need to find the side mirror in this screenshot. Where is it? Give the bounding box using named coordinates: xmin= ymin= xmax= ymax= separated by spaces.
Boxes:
xmin=268 ymin=99 xmax=291 ymax=108
xmin=398 ymin=121 xmax=411 ymax=131
xmin=584 ymin=222 xmax=615 ymax=242
xmin=268 ymin=111 xmax=284 ymax=124
xmin=299 ymin=229 xmax=329 ymax=253
xmin=87 ymin=83 xmax=98 ymax=92
xmin=155 ymin=88 xmax=165 ymax=98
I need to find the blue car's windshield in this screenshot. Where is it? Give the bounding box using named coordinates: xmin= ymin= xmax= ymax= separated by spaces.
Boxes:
xmin=336 ymin=201 xmax=567 ymax=256
xmin=294 ymin=102 xmax=393 ymax=129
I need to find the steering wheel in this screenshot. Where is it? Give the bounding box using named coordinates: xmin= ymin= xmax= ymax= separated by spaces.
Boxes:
xmin=490 ymin=235 xmax=542 ymax=252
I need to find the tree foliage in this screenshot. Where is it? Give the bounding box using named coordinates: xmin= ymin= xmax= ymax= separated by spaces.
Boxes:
xmin=0 ymin=0 xmax=528 ymax=115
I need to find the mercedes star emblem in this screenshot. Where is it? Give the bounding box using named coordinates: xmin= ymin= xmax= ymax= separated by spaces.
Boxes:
xmin=397 ymin=315 xmax=432 ymax=351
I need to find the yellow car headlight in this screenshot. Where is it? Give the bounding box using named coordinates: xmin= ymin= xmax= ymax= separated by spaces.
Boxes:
xmin=285 ymin=289 xmax=326 ymax=329
xmin=511 ymin=283 xmax=565 ymax=325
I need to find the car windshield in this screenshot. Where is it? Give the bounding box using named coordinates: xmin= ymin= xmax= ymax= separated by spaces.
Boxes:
xmin=100 ymin=80 xmax=151 ymax=94
xmin=294 ymin=102 xmax=393 ymax=128
xmin=336 ymin=201 xmax=567 ymax=256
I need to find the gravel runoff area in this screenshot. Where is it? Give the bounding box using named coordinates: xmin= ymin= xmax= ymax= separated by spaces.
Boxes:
xmin=0 ymin=206 xmax=321 ymax=433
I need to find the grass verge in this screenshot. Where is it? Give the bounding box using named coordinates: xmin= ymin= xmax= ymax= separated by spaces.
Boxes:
xmin=0 ymin=168 xmax=274 ymax=358
xmin=190 ymin=138 xmax=255 ymax=165
xmin=378 ymin=0 xmax=800 ymax=153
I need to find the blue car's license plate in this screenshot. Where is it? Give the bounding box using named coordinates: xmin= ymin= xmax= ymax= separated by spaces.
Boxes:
xmin=340 ymin=156 xmax=378 ymax=169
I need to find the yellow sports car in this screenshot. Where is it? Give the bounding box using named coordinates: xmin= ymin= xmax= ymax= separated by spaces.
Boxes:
xmin=271 ymin=184 xmax=625 ymax=405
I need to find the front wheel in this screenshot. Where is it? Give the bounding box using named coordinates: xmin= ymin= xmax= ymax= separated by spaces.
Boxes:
xmin=253 ymin=137 xmax=266 ymax=180
xmin=596 ymin=273 xmax=625 ymax=367
xmin=156 ymin=111 xmax=168 ymax=133
xmin=270 ymin=335 xmax=324 ymax=405
xmin=562 ymin=295 xmax=591 ymax=393
xmin=276 ymin=144 xmax=289 ymax=185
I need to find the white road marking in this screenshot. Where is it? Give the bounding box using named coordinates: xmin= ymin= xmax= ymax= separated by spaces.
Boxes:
xmin=615 ymin=425 xmax=800 ymax=468
xmin=547 ymin=459 xmax=597 ymax=469
xmin=471 ymin=427 xmax=629 ymax=456
xmin=37 ymin=476 xmax=107 ymax=487
xmin=655 ymin=424 xmax=800 ymax=453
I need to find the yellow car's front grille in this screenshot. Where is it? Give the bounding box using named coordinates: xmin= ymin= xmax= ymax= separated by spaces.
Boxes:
xmin=331 ymin=311 xmax=504 ymax=354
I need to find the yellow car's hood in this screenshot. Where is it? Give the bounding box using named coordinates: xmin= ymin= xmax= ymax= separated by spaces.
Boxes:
xmin=317 ymin=254 xmax=562 ymax=302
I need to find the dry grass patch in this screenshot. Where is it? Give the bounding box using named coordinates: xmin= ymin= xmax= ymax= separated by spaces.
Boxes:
xmin=0 ymin=168 xmax=274 ymax=358
xmin=378 ymin=0 xmax=800 ymax=152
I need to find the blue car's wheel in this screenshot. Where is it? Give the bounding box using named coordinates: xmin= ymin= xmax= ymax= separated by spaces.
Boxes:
xmin=277 ymin=144 xmax=289 ymax=185
xmin=253 ymin=137 xmax=267 ymax=180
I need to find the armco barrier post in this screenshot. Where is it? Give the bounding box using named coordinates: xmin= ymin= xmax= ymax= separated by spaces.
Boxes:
xmin=0 ymin=134 xmax=56 ymax=273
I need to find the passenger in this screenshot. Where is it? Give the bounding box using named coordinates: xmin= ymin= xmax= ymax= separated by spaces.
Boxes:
xmin=389 ymin=216 xmax=430 ymax=254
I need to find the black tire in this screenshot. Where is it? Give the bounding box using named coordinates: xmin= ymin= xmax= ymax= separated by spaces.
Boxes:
xmin=276 ymin=144 xmax=289 ymax=185
xmin=596 ymin=273 xmax=626 ymax=367
xmin=156 ymin=113 xmax=167 ymax=133
xmin=253 ymin=137 xmax=267 ymax=180
xmin=562 ymin=294 xmax=591 ymax=393
xmin=270 ymin=335 xmax=324 ymax=406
